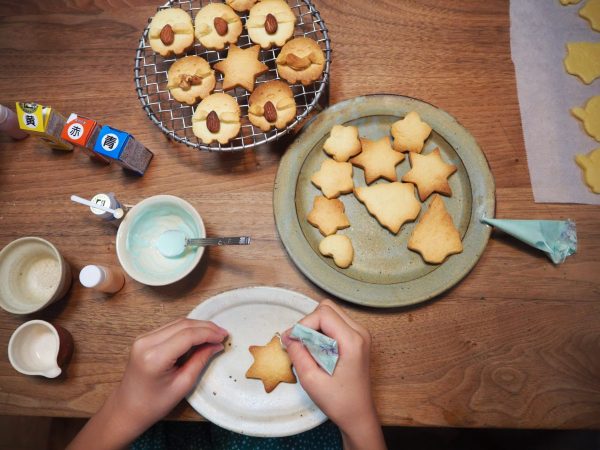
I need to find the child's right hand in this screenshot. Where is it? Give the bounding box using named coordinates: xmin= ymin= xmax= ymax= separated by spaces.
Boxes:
xmin=282 ymin=300 xmax=386 ymax=450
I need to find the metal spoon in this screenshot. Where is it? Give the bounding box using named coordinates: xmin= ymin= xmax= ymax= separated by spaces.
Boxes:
xmin=157 ymin=229 xmax=251 ymax=258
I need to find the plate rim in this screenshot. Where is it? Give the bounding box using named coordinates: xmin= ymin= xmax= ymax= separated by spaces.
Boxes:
xmin=185 ymin=285 xmax=327 ymax=437
xmin=273 ymin=94 xmax=496 ymax=308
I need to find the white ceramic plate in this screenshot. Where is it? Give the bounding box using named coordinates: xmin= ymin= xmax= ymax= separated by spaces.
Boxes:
xmin=186 ymin=286 xmax=326 ymax=437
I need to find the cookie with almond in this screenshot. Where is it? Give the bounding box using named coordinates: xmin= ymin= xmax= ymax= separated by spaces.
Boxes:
xmin=276 ymin=37 xmax=325 ymax=85
xmin=148 ymin=8 xmax=194 ymax=57
xmin=248 ymin=80 xmax=297 ymax=131
xmin=167 ymin=56 xmax=215 ymax=105
xmin=192 ymin=93 xmax=241 ymax=144
xmin=246 ymin=0 xmax=296 ymax=49
xmin=194 ymin=3 xmax=242 ymax=51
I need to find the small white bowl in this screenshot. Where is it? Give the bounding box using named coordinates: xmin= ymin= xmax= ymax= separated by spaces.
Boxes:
xmin=116 ymin=195 xmax=206 ymax=286
xmin=0 ymin=237 xmax=72 ymax=315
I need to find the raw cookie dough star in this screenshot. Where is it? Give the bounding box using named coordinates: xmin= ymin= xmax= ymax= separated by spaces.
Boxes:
xmin=323 ymin=125 xmax=362 ymax=162
xmin=580 ymin=0 xmax=600 ymax=31
xmin=572 ymin=96 xmax=600 ymax=142
xmin=401 ymin=148 xmax=457 ymax=201
xmin=246 ymin=336 xmax=297 ymax=393
xmin=575 ymin=148 xmax=600 ymax=194
xmin=408 ymin=194 xmax=463 ymax=264
xmin=214 ymin=44 xmax=269 ymax=92
xmin=564 ymin=42 xmax=600 ymax=84
xmin=349 ymin=136 xmax=404 ymax=184
xmin=311 ymin=159 xmax=354 ymax=199
xmin=391 ymin=111 xmax=432 ymax=153
xmin=354 ymin=182 xmax=421 ymax=234
xmin=307 ymin=196 xmax=351 ymax=236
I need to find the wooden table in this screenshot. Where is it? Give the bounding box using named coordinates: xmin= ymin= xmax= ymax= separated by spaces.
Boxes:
xmin=1 ymin=0 xmax=599 ymax=429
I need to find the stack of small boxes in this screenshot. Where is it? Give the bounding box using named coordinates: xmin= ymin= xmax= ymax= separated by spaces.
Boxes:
xmin=16 ymin=102 xmax=154 ymax=176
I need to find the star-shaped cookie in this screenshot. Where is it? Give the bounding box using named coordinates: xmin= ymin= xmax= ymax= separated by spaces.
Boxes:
xmin=401 ymin=148 xmax=457 ymax=201
xmin=408 ymin=194 xmax=463 ymax=264
xmin=307 ymin=196 xmax=350 ymax=236
xmin=323 ymin=125 xmax=362 ymax=162
xmin=213 ymin=44 xmax=269 ymax=92
xmin=354 ymin=182 xmax=421 ymax=234
xmin=311 ymin=159 xmax=354 ymax=199
xmin=391 ymin=111 xmax=432 ymax=153
xmin=246 ymin=336 xmax=297 ymax=393
xmin=349 ymin=136 xmax=404 ymax=184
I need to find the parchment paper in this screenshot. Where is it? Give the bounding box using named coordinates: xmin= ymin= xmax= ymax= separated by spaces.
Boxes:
xmin=510 ymin=0 xmax=600 ymax=204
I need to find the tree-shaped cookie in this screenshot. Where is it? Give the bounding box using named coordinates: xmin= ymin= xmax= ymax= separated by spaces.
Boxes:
xmin=246 ymin=336 xmax=297 ymax=393
xmin=307 ymin=196 xmax=350 ymax=236
xmin=391 ymin=111 xmax=432 ymax=153
xmin=575 ymin=148 xmax=600 ymax=194
xmin=408 ymin=195 xmax=463 ymax=264
xmin=354 ymin=182 xmax=421 ymax=234
xmin=401 ymin=148 xmax=457 ymax=201
xmin=311 ymin=159 xmax=354 ymax=199
xmin=323 ymin=125 xmax=362 ymax=162
xmin=349 ymin=136 xmax=404 ymax=184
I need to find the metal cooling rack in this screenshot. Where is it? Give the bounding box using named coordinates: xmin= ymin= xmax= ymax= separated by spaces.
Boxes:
xmin=134 ymin=0 xmax=331 ymax=152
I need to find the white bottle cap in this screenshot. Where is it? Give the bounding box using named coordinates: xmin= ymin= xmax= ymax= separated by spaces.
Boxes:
xmin=79 ymin=265 xmax=106 ymax=288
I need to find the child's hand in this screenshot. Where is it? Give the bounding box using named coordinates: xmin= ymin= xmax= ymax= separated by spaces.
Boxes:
xmin=114 ymin=318 xmax=228 ymax=432
xmin=282 ymin=300 xmax=386 ymax=450
xmin=69 ymin=318 xmax=228 ymax=450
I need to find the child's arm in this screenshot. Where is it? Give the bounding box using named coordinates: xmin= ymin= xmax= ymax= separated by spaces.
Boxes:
xmin=282 ymin=300 xmax=387 ymax=450
xmin=68 ymin=318 xmax=228 ymax=450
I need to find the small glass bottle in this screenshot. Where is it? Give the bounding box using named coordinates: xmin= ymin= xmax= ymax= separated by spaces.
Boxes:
xmin=79 ymin=265 xmax=125 ymax=294
xmin=89 ymin=192 xmax=125 ymax=225
xmin=0 ymin=105 xmax=28 ymax=140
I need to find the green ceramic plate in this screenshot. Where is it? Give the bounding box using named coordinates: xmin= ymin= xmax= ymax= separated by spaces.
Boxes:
xmin=274 ymin=95 xmax=495 ymax=308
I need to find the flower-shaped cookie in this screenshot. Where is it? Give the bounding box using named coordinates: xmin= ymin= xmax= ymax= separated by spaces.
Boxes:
xmin=391 ymin=111 xmax=432 ymax=153
xmin=276 ymin=37 xmax=326 ymax=86
xmin=401 ymin=148 xmax=457 ymax=201
xmin=246 ymin=0 xmax=296 ymax=49
xmin=192 ymin=93 xmax=241 ymax=144
xmin=307 ymin=196 xmax=350 ymax=236
xmin=323 ymin=125 xmax=362 ymax=162
xmin=214 ymin=45 xmax=269 ymax=92
xmin=194 ymin=3 xmax=243 ymax=50
xmin=311 ymin=159 xmax=354 ymax=199
xmin=226 ymin=0 xmax=258 ymax=12
xmin=248 ymin=80 xmax=297 ymax=131
xmin=167 ymin=56 xmax=215 ymax=105
xmin=350 ymin=137 xmax=404 ymax=184
xmin=148 ymin=8 xmax=194 ymax=57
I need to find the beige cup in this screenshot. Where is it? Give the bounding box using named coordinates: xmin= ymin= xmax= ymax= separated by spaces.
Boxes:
xmin=0 ymin=237 xmax=72 ymax=314
xmin=8 ymin=320 xmax=74 ymax=378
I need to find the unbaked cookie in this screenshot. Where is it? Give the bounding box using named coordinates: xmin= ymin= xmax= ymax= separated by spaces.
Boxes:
xmin=276 ymin=37 xmax=325 ymax=86
xmin=226 ymin=0 xmax=258 ymax=12
xmin=167 ymin=56 xmax=215 ymax=105
xmin=246 ymin=0 xmax=296 ymax=49
xmin=564 ymin=42 xmax=600 ymax=85
xmin=575 ymin=148 xmax=600 ymax=194
xmin=192 ymin=93 xmax=241 ymax=144
xmin=148 ymin=8 xmax=194 ymax=57
xmin=572 ymin=96 xmax=600 ymax=142
xmin=214 ymin=44 xmax=269 ymax=92
xmin=194 ymin=3 xmax=243 ymax=51
xmin=248 ymin=80 xmax=297 ymax=131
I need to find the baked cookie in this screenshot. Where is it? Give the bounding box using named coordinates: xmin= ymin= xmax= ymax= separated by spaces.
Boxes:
xmin=214 ymin=44 xmax=269 ymax=92
xmin=246 ymin=0 xmax=296 ymax=49
xmin=167 ymin=56 xmax=215 ymax=105
xmin=391 ymin=111 xmax=432 ymax=153
xmin=575 ymin=148 xmax=600 ymax=194
xmin=349 ymin=137 xmax=404 ymax=184
xmin=246 ymin=336 xmax=297 ymax=393
xmin=401 ymin=148 xmax=457 ymax=201
xmin=408 ymin=194 xmax=463 ymax=264
xmin=307 ymin=196 xmax=350 ymax=236
xmin=192 ymin=93 xmax=241 ymax=144
xmin=354 ymin=182 xmax=421 ymax=234
xmin=323 ymin=125 xmax=362 ymax=162
xmin=248 ymin=80 xmax=297 ymax=131
xmin=194 ymin=3 xmax=243 ymax=51
xmin=148 ymin=8 xmax=194 ymax=57
xmin=319 ymin=234 xmax=354 ymax=269
xmin=226 ymin=0 xmax=258 ymax=12
xmin=311 ymin=159 xmax=354 ymax=199
xmin=276 ymin=37 xmax=325 ymax=86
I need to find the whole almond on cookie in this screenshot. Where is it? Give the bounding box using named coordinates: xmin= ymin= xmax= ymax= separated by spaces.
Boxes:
xmin=263 ymin=101 xmax=277 ymax=122
xmin=265 ymin=13 xmax=278 ymax=34
xmin=160 ymin=24 xmax=175 ymax=45
xmin=214 ymin=17 xmax=229 ymax=36
xmin=206 ymin=111 xmax=220 ymax=133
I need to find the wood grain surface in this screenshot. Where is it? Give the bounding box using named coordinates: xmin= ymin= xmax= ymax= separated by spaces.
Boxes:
xmin=0 ymin=0 xmax=599 ymax=429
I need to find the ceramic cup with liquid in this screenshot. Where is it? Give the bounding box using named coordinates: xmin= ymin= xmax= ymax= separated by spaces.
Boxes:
xmin=0 ymin=237 xmax=72 ymax=314
xmin=8 ymin=320 xmax=74 ymax=378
